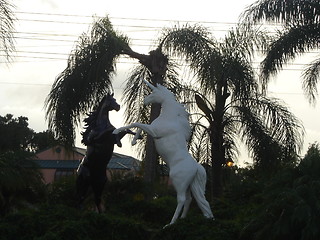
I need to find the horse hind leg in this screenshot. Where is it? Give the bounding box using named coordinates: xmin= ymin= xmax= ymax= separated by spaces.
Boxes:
xmin=165 ymin=178 xmax=192 ymax=227
xmin=166 ymin=191 xmax=186 ymax=227
xmin=76 ymin=173 xmax=90 ymax=210
xmin=91 ymin=176 xmax=106 ymax=213
xmin=190 ymin=169 xmax=214 ymax=219
xmin=180 ymin=188 xmax=192 ymax=219
xmin=191 ymin=186 xmax=214 ymax=219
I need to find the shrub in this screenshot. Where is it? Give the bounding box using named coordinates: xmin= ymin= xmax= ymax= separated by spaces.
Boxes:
xmin=0 ymin=204 xmax=151 ymax=240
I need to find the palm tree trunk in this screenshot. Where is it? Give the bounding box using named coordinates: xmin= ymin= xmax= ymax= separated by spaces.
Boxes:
xmin=143 ymin=49 xmax=167 ymax=184
xmin=211 ymin=81 xmax=228 ymax=197
xmin=125 ymin=47 xmax=168 ymax=184
xmin=211 ymin=125 xmax=225 ymax=197
xmin=144 ymin=103 xmax=160 ymax=183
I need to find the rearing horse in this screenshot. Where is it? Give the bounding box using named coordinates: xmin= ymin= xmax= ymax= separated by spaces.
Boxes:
xmin=76 ymin=93 xmax=133 ymax=213
xmin=113 ymin=81 xmax=214 ymax=226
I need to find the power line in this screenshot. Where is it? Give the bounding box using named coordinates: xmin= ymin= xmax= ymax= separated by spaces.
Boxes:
xmin=15 ymin=50 xmax=69 ymax=56
xmin=15 ymin=11 xmax=239 ymax=25
xmin=14 ymin=11 xmax=284 ymax=32
xmin=3 ymin=11 xmax=317 ymax=70
xmin=0 ymin=54 xmax=67 ymax=60
xmin=269 ymin=91 xmax=305 ymax=96
xmin=16 ymin=10 xmax=285 ymax=28
xmin=0 ymin=81 xmax=51 ymax=86
xmin=15 ymin=17 xmax=239 ymax=34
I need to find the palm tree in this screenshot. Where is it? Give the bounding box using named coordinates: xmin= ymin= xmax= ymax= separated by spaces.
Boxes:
xmin=156 ymin=24 xmax=304 ymax=196
xmin=0 ymin=0 xmax=15 ymax=62
xmin=241 ymin=0 xmax=320 ymax=104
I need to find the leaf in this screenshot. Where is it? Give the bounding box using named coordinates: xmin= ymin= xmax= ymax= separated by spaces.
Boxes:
xmin=195 ymin=94 xmax=213 ymax=119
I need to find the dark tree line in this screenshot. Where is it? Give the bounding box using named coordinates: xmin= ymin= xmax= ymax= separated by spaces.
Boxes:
xmin=0 ymin=114 xmax=59 ymax=153
xmin=0 ymin=114 xmax=59 ymax=215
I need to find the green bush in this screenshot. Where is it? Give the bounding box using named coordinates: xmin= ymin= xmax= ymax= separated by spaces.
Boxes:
xmin=46 ymin=175 xmax=78 ymax=207
xmin=152 ymin=216 xmax=237 ymax=240
xmin=2 ymin=145 xmax=320 ymax=240
xmin=239 ymin=144 xmax=320 ymax=240
xmin=0 ymin=205 xmax=151 ymax=240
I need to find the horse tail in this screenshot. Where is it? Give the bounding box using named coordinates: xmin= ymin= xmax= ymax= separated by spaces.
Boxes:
xmin=190 ymin=164 xmax=214 ymax=219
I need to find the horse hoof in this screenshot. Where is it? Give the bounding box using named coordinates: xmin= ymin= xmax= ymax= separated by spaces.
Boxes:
xmin=163 ymin=224 xmax=170 ymax=229
xmin=131 ymin=140 xmax=137 ymax=146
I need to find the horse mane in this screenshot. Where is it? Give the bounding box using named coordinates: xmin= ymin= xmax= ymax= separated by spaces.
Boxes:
xmin=157 ymin=84 xmax=191 ymax=140
xmin=81 ymin=96 xmax=107 ymax=145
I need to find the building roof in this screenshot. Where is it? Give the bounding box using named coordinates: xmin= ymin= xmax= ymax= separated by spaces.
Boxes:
xmin=33 ymin=160 xmax=79 ymax=169
xmin=33 ymin=148 xmax=140 ymax=171
xmin=108 ymin=156 xmax=140 ymax=170
xmin=33 ymin=158 xmax=140 ymax=170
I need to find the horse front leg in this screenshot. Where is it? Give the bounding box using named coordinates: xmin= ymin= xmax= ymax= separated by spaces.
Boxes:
xmin=131 ymin=129 xmax=142 ymax=146
xmin=112 ymin=124 xmax=135 ymax=135
xmin=113 ymin=123 xmax=157 ymax=139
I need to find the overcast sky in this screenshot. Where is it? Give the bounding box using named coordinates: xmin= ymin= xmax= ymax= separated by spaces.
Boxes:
xmin=1 ymin=0 xmax=319 ymax=164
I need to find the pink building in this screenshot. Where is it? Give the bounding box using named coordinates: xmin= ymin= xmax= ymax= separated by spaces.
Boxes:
xmin=33 ymin=145 xmax=140 ymax=184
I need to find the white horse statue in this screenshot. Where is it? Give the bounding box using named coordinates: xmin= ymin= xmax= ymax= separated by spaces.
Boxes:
xmin=113 ymin=80 xmax=214 ymax=226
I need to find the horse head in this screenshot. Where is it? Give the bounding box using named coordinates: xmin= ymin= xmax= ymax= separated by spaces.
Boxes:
xmin=143 ymin=80 xmax=170 ymax=105
xmin=102 ymin=93 xmax=120 ymax=112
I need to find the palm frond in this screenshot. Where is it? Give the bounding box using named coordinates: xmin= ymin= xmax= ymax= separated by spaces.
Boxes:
xmin=302 ymin=56 xmax=320 ymax=104
xmin=189 ymin=121 xmax=211 ymax=164
xmin=236 ymin=103 xmax=281 ymax=166
xmin=159 ymin=24 xmax=217 ymax=76
xmin=260 ymin=23 xmax=320 ymax=83
xmin=236 ymin=95 xmax=304 ymax=166
xmin=122 ymin=65 xmax=151 ymax=126
xmin=45 ymin=16 xmax=129 ymax=146
xmin=241 ymin=0 xmax=320 ymax=25
xmin=196 ymin=50 xmax=223 ymax=94
xmin=222 ymin=113 xmax=240 ymax=162
xmin=0 ymin=0 xmax=15 ymax=62
xmin=255 ymin=96 xmax=304 ymax=153
xmin=223 ymin=23 xmax=270 ymax=61
xmin=223 ymin=55 xmax=259 ymax=100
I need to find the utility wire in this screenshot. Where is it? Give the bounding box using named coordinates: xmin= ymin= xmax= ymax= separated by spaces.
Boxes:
xmin=15 ymin=11 xmax=241 ymax=25
xmin=3 ymin=12 xmax=316 ymax=71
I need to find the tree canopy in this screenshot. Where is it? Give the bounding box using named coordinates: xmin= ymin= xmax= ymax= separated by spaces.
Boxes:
xmin=0 ymin=114 xmax=59 ymax=153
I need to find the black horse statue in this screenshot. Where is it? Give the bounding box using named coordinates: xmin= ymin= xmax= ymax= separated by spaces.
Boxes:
xmin=76 ymin=93 xmax=134 ymax=213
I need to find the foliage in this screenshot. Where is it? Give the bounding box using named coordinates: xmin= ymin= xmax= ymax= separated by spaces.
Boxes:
xmin=1 ymin=145 xmax=320 ymax=239
xmin=0 ymin=114 xmax=34 ymax=152
xmin=104 ymin=176 xmax=177 ymax=226
xmin=241 ymin=0 xmax=320 ymax=104
xmin=0 ymin=113 xmax=58 ymax=215
xmin=0 ymin=204 xmax=150 ymax=240
xmin=31 ymin=130 xmax=61 ymax=153
xmin=0 ymin=151 xmax=45 ymax=215
xmin=0 ymin=0 xmax=15 ymax=63
xmin=153 ymin=217 xmax=236 ymax=240
xmin=0 ymin=114 xmax=59 ymax=153
xmin=45 ymin=16 xmax=130 ymax=146
xmin=46 ymin=175 xmax=78 ymax=207
xmin=240 ymin=143 xmax=320 ymax=240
